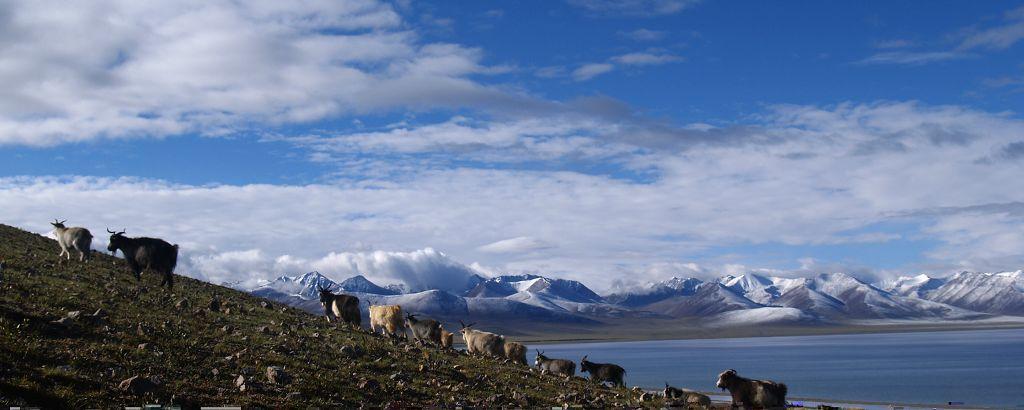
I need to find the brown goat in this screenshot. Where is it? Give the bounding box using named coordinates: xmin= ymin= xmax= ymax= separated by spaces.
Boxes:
xmin=503 ymin=341 xmax=527 ymax=365
xmin=440 ymin=329 xmax=454 ymax=349
xmin=716 ymin=369 xmax=787 ymax=410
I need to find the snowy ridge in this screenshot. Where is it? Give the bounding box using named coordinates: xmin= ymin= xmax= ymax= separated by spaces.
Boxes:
xmin=247 ymin=268 xmax=1024 ymax=328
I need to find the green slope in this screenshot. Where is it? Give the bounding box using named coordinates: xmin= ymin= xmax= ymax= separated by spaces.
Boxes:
xmin=0 ymin=224 xmax=642 ymax=408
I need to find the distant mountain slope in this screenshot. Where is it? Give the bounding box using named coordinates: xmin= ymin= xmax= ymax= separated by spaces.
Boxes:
xmin=925 ymin=271 xmax=1024 ymax=315
xmin=0 ymin=223 xmax=621 ymax=408
xmin=645 ymin=283 xmax=761 ymax=317
xmin=603 ymin=277 xmax=702 ymax=307
xmin=884 ymin=274 xmax=947 ymax=298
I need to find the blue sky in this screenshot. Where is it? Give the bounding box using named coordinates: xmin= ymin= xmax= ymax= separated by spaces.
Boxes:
xmin=2 ymin=0 xmax=1024 ymax=291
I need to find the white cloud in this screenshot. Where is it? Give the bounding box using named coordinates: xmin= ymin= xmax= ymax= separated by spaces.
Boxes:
xmin=571 ymin=63 xmax=615 ymax=81
xmin=478 ymin=237 xmax=555 ymax=254
xmin=4 ymin=101 xmax=1024 ymax=291
xmin=958 ymin=6 xmax=1024 ymax=50
xmin=0 ymin=0 xmax=525 ymax=146
xmin=611 ymin=52 xmax=683 ymax=65
xmin=857 ymin=51 xmax=969 ymax=65
xmin=567 ymin=0 xmax=701 ymax=17
xmin=620 ymin=28 xmax=668 ymax=41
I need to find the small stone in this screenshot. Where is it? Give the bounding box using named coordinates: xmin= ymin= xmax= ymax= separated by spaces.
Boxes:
xmin=137 ymin=343 xmax=148 ymax=350
xmin=260 ymin=300 xmax=271 ymax=309
xmin=266 ymin=366 xmax=291 ymax=385
xmin=258 ymin=326 xmax=270 ymax=334
xmin=221 ymin=325 xmax=233 ymax=333
xmin=174 ymin=298 xmax=189 ymax=310
xmin=235 ymin=375 xmax=246 ymax=387
xmin=211 ymin=368 xmax=220 ymax=376
xmin=358 ymin=379 xmax=379 ymax=390
xmin=118 ymin=375 xmax=158 ymax=395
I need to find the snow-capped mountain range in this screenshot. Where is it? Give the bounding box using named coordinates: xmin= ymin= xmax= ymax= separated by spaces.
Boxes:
xmin=241 ymin=269 xmax=1024 ymax=327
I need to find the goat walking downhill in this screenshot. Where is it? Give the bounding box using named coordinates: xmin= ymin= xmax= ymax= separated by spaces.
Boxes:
xmin=535 ymin=350 xmax=575 ymax=377
xmin=106 ymin=228 xmax=178 ymax=288
xmin=51 ymin=219 xmax=92 ymax=262
xmin=579 ymin=355 xmax=626 ymax=387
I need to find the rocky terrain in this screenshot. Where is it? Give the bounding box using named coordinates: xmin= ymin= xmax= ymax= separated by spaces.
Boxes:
xmin=0 ymin=224 xmax=647 ymax=408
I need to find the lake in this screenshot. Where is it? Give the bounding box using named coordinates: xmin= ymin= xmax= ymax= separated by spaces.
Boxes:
xmin=532 ymin=328 xmax=1024 ymax=408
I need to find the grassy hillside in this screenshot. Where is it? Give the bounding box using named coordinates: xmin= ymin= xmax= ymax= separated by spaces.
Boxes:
xmin=0 ymin=224 xmax=642 ymax=408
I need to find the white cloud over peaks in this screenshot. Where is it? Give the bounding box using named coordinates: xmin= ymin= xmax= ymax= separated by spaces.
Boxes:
xmin=0 ymin=0 xmax=520 ymax=146
xmin=478 ymin=237 xmax=555 ymax=254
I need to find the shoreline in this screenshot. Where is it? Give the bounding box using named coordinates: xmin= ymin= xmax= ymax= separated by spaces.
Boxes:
xmin=512 ymin=319 xmax=1024 ymax=345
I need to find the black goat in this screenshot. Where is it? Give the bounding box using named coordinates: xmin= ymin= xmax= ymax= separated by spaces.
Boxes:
xmin=579 ymin=355 xmax=626 ymax=387
xmin=107 ymin=228 xmax=178 ymax=288
xmin=318 ymin=286 xmax=361 ymax=327
xmin=716 ymin=369 xmax=787 ymax=410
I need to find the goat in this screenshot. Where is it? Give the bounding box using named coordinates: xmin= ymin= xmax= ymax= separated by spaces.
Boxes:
xmin=503 ymin=341 xmax=527 ymax=365
xmin=715 ymin=369 xmax=787 ymax=410
xmin=458 ymin=321 xmax=504 ymax=358
xmin=405 ymin=313 xmax=442 ymax=346
xmin=318 ymin=286 xmax=361 ymax=327
xmin=664 ymin=382 xmax=712 ymax=408
xmin=535 ymin=350 xmax=575 ymax=377
xmin=580 ymin=355 xmax=626 ymax=387
xmin=51 ymin=219 xmax=92 ymax=262
xmin=440 ymin=328 xmax=454 ymax=350
xmin=106 ymin=228 xmax=178 ymax=288
xmin=369 ymin=305 xmax=405 ymax=339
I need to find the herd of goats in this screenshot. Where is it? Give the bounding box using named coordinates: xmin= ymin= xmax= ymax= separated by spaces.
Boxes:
xmin=45 ymin=219 xmax=791 ymax=409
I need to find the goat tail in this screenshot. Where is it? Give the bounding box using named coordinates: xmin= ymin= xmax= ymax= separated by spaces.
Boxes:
xmin=170 ymin=244 xmax=180 ymax=270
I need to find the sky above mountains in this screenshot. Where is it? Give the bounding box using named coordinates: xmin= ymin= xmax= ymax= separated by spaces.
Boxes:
xmin=2 ymin=0 xmax=1024 ymax=291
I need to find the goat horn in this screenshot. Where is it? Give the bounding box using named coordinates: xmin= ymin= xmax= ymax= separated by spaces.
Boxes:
xmin=107 ymin=228 xmax=116 ymax=233
xmin=59 ymin=219 xmax=67 ymax=224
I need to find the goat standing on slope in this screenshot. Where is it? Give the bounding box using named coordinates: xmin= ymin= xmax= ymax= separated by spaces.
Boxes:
xmin=318 ymin=286 xmax=361 ymax=327
xmin=535 ymin=350 xmax=575 ymax=377
xmin=405 ymin=314 xmax=442 ymax=346
xmin=51 ymin=219 xmax=92 ymax=262
xmin=580 ymin=355 xmax=626 ymax=387
xmin=459 ymin=321 xmax=505 ymax=358
xmin=716 ymin=369 xmax=788 ymax=410
xmin=106 ymin=228 xmax=178 ymax=288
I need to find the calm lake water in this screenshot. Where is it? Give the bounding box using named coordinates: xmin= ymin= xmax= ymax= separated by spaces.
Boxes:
xmin=532 ymin=328 xmax=1024 ymax=408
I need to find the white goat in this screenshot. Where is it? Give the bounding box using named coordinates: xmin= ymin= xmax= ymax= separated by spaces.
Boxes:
xmin=51 ymin=219 xmax=92 ymax=262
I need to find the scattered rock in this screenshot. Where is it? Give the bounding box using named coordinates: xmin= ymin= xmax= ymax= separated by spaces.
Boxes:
xmin=137 ymin=343 xmax=148 ymax=350
xmin=358 ymin=379 xmax=379 ymax=391
xmin=174 ymin=298 xmax=189 ymax=310
xmin=118 ymin=375 xmax=158 ymax=395
xmin=211 ymin=368 xmax=220 ymax=377
xmin=266 ymin=366 xmax=291 ymax=385
xmin=260 ymin=300 xmax=271 ymax=309
xmin=340 ymin=345 xmax=363 ymax=359
xmin=221 ymin=325 xmax=233 ymax=333
xmin=223 ymin=308 xmax=231 ymax=315
xmin=258 ymin=326 xmax=271 ymax=334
